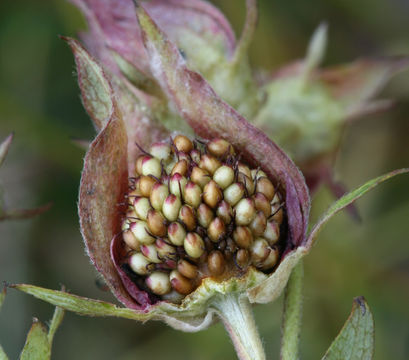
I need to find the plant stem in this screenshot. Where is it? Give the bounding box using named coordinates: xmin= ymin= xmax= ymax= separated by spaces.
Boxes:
xmin=212 ymin=293 xmax=266 ymax=360
xmin=280 ymin=261 xmax=304 ymax=360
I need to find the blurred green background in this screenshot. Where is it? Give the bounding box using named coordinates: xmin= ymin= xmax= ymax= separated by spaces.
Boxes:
xmin=0 ymin=0 xmax=408 ymax=359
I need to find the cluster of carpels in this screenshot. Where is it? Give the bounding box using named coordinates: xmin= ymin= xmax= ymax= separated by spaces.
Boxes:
xmin=120 ymin=135 xmax=285 ymax=302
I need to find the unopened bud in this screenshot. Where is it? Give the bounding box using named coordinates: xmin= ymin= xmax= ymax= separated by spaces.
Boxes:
xmin=135 ymin=155 xmax=149 ymax=175
xmin=171 ymin=159 xmax=188 ymax=176
xmin=238 ymin=173 xmax=255 ymax=194
xmin=216 ymin=200 xmax=233 ymax=224
xmin=199 ymin=154 xmax=221 ymax=175
xmin=142 ymin=156 xmax=162 ymax=178
xmin=207 ymin=138 xmax=234 ymax=158
xmin=162 ymin=194 xmax=182 ymax=221
xmin=167 ymin=222 xmax=186 ymax=246
xmin=190 ymin=149 xmax=201 ymax=164
xmin=147 ymin=209 xmax=167 ymax=236
xmin=224 ymin=182 xmax=245 ymax=206
xmin=155 ymin=238 xmax=176 ymax=259
xmin=250 ymin=238 xmax=270 ymax=265
xmin=150 ymin=142 xmax=171 ymax=161
xmin=173 ymin=134 xmax=193 ymax=153
xmin=213 ymin=165 xmax=235 ymax=189
xmin=132 ymin=196 xmax=151 ymax=220
xmin=234 ymin=198 xmax=256 ymax=226
xmin=208 ymin=217 xmax=226 ymax=242
xmin=139 ymin=175 xmax=157 ymax=197
xmin=259 ymin=246 xmax=279 ymax=270
xmin=184 ymin=232 xmax=205 ymax=258
xmin=130 ymin=221 xmax=155 ymax=245
xmin=235 ymin=249 xmax=250 ymax=269
xmin=128 ymin=252 xmax=151 ymax=275
xmin=271 ymin=204 xmax=284 ymax=225
xmin=263 ymin=221 xmax=280 ymax=245
xmin=141 ymin=244 xmax=161 ymax=263
xmin=208 ymin=250 xmax=226 ymax=276
xmin=249 ymin=211 xmax=267 ymax=237
xmin=256 ymin=177 xmax=275 ymax=201
xmin=197 ymin=203 xmax=214 ymax=227
xmin=233 ymin=226 xmax=253 ymax=249
xmin=169 ymin=173 xmax=187 ymax=198
xmin=178 ymin=205 xmax=196 ymax=231
xmin=251 ymin=168 xmax=267 ymax=180
xmin=184 ymin=181 xmax=202 ymax=208
xmin=177 ymin=260 xmax=198 ymax=279
xmin=203 ymin=180 xmax=222 ymax=208
xmin=146 ymin=272 xmax=171 ymax=295
xmin=238 ymin=163 xmax=251 ymax=179
xmin=253 ymin=192 xmax=271 ymax=218
xmin=191 ymin=166 xmax=211 ymax=188
xmin=123 ymin=229 xmax=140 ymax=250
xmin=150 ymin=183 xmax=169 ymax=211
xmin=170 ymin=270 xmax=193 ymax=295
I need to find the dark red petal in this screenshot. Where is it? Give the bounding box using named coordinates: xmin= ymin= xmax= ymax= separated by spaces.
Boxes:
xmin=135 ymin=4 xmax=310 ymax=249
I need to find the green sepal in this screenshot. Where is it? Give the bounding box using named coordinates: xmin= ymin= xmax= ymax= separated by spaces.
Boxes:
xmin=322 ymin=297 xmax=374 ymax=360
xmin=19 ymin=320 xmax=51 ymax=360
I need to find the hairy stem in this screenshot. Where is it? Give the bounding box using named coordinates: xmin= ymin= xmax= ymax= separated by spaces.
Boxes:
xmin=212 ymin=293 xmax=266 ymax=360
xmin=280 ymin=261 xmax=304 ymax=360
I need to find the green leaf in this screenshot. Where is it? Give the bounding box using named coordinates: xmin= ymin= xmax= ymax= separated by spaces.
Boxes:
xmin=0 ymin=345 xmax=9 ymax=360
xmin=322 ymin=297 xmax=374 ymax=360
xmin=307 ymin=168 xmax=409 ymax=247
xmin=11 ymin=284 xmax=151 ymax=321
xmin=0 ymin=133 xmax=13 ymax=168
xmin=19 ymin=320 xmax=51 ymax=360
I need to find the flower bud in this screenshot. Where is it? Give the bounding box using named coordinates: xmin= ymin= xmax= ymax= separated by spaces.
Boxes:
xmin=263 ymin=221 xmax=280 ymax=245
xmin=162 ymin=194 xmax=182 ymax=221
xmin=197 ymin=203 xmax=214 ymax=228
xmin=224 ymin=182 xmax=245 ymax=206
xmin=199 ymin=154 xmax=221 ymax=175
xmin=250 ymin=238 xmax=271 ymax=265
xmin=177 ymin=260 xmax=198 ymax=279
xmin=235 ymin=249 xmax=250 ymax=269
xmin=238 ymin=163 xmax=252 ymax=179
xmin=178 ymin=205 xmax=196 ymax=231
xmin=216 ymin=200 xmax=233 ymax=224
xmin=146 ymin=272 xmax=171 ymax=295
xmin=207 ymin=138 xmax=234 ymax=158
xmin=123 ymin=229 xmax=140 ymax=250
xmin=170 ymin=270 xmax=193 ymax=295
xmin=213 ymin=165 xmax=235 ymax=189
xmin=130 ymin=221 xmax=155 ymax=245
xmin=184 ymin=232 xmax=205 ymax=258
xmin=173 ymin=134 xmax=193 ymax=153
xmin=249 ymin=211 xmax=267 ymax=237
xmin=237 ymin=173 xmax=255 ymax=194
xmin=171 ymin=159 xmax=188 ymax=176
xmin=259 ymin=246 xmax=279 ymax=270
xmin=256 ymin=177 xmax=275 ymax=201
xmin=132 ymin=196 xmax=151 ymax=220
xmin=271 ymin=199 xmax=284 ymax=225
xmin=150 ymin=183 xmax=169 ymax=211
xmin=147 ymin=209 xmax=167 ymax=237
xmin=135 ymin=155 xmax=149 ymax=175
xmin=169 ymin=173 xmax=187 ymax=198
xmin=183 ymin=181 xmax=202 ymax=208
xmin=128 ymin=252 xmax=151 ymax=275
xmin=155 ymin=238 xmax=176 ymax=260
xmin=203 ymin=180 xmax=222 ymax=208
xmin=208 ymin=250 xmax=225 ymax=276
xmin=234 ymin=198 xmax=256 ymax=226
xmin=233 ymin=226 xmax=253 ymax=249
xmin=150 ymin=142 xmax=171 ymax=161
xmin=251 ymin=169 xmax=267 ymax=180
xmin=139 ymin=175 xmax=157 ymax=197
xmin=190 ymin=149 xmax=201 ymax=164
xmin=141 ymin=244 xmax=161 ymax=263
xmin=208 ymin=217 xmax=226 ymax=242
xmin=253 ymin=192 xmax=271 ymax=218
xmin=142 ymin=156 xmax=162 ymax=178
xmin=190 ymin=166 xmax=211 ymax=188
xmin=167 ymin=222 xmax=186 ymax=246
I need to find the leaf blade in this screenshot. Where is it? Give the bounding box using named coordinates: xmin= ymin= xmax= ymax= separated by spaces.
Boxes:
xmin=307 ymin=168 xmax=409 ymax=247
xmin=19 ymin=320 xmax=51 ymax=360
xmin=322 ymin=296 xmax=374 ymax=360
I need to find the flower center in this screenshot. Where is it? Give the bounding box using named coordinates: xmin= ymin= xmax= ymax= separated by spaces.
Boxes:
xmin=120 ymin=135 xmax=285 ymax=302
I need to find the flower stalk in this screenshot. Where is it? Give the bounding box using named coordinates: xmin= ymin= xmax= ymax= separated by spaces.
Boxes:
xmin=212 ymin=293 xmax=266 ymax=360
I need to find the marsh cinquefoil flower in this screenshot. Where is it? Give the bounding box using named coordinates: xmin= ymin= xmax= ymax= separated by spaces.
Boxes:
xmin=11 ymin=1 xmax=408 ymax=359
